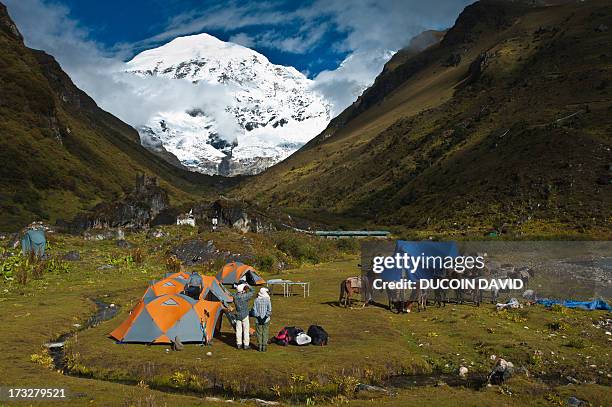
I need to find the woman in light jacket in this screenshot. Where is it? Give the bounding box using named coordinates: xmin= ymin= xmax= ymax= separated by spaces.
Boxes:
xmin=252 ymin=287 xmax=272 ymax=352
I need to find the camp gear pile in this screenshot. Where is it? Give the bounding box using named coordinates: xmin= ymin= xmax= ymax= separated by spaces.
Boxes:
xmin=273 ymin=325 xmax=328 ymax=346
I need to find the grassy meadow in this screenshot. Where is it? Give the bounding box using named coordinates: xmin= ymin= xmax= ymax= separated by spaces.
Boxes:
xmin=0 ymin=226 xmax=610 ymax=406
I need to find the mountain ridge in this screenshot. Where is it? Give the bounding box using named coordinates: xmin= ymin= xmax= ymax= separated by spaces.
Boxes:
xmin=234 ymin=0 xmax=612 ymax=236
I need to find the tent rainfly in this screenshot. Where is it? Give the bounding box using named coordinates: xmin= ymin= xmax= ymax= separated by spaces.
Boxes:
xmin=216 ymin=261 xmax=265 ymax=286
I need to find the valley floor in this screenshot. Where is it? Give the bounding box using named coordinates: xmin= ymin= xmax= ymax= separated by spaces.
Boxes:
xmin=0 ymin=229 xmax=610 ymax=406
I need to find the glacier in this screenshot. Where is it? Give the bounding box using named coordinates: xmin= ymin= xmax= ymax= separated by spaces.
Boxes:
xmin=125 ymin=33 xmax=331 ymax=176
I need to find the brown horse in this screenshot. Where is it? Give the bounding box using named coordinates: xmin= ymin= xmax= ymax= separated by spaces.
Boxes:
xmin=388 ymin=287 xmax=427 ymax=313
xmin=339 ymin=277 xmax=364 ymax=308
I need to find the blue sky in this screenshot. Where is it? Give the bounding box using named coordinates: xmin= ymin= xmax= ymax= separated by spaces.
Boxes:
xmin=53 ymin=0 xmax=352 ymax=76
xmin=8 ymin=0 xmax=471 ymax=77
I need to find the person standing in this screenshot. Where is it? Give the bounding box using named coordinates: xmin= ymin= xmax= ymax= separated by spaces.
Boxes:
xmin=252 ymin=287 xmax=272 ymax=352
xmin=233 ymin=284 xmax=253 ymax=350
xmin=185 ymin=270 xmax=203 ymax=300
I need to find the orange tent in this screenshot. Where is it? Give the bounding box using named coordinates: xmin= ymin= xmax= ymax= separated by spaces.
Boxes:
xmin=110 ymin=272 xmax=229 ymax=345
xmin=216 ymin=261 xmax=265 ymax=286
xmin=110 ymin=293 xmax=224 ymax=344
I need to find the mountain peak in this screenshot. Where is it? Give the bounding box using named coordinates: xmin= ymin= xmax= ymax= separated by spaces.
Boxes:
xmin=125 ymin=32 xmax=331 ymax=176
xmin=127 ymin=32 xmax=266 ymax=70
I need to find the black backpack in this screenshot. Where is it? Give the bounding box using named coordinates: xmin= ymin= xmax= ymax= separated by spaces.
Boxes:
xmin=307 ymin=325 xmax=328 ymax=346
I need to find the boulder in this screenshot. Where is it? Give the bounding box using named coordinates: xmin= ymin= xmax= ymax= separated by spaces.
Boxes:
xmin=62 ymin=251 xmax=80 ymax=261
xmin=488 ymin=358 xmax=514 ymax=385
xmin=116 ymin=239 xmax=133 ymax=249
xmin=210 ymin=199 xmax=275 ymax=233
xmin=70 ymin=175 xmax=170 ymax=231
xmin=522 ymin=289 xmax=536 ymax=301
xmin=83 ymin=229 xmax=115 ymax=240
xmin=146 ymin=228 xmax=168 ymax=239
xmin=170 ymin=239 xmax=218 ymax=266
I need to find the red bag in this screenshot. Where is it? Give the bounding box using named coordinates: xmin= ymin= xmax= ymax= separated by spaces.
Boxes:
xmin=273 ymin=328 xmax=290 ymax=346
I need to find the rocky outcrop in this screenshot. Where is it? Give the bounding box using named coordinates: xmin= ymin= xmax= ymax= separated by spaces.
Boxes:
xmin=210 ymin=199 xmax=275 ymax=233
xmin=462 ymin=51 xmax=492 ymax=86
xmin=68 ymin=175 xmax=169 ymax=231
xmin=0 ymin=3 xmax=23 ymax=41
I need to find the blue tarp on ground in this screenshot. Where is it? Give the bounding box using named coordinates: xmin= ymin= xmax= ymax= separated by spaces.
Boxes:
xmin=21 ymin=229 xmax=46 ymax=257
xmin=536 ymin=298 xmax=612 ymax=311
xmin=383 ymin=241 xmax=459 ymax=283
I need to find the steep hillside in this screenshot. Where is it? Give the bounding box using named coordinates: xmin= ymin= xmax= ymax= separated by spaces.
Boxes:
xmin=0 ymin=4 xmax=232 ymax=231
xmin=236 ymin=0 xmax=612 ymax=236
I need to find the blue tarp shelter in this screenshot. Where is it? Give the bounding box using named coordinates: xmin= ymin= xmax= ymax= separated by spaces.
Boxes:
xmin=383 ymin=240 xmax=459 ymax=283
xmin=536 ymin=298 xmax=611 ymax=311
xmin=21 ymin=229 xmax=46 ymax=257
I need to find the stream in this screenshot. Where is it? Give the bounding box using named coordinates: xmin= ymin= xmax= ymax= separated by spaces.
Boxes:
xmin=47 ymin=298 xmax=119 ymax=372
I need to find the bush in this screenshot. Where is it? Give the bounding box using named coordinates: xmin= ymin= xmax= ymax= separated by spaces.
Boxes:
xmin=44 ymin=257 xmax=70 ymax=274
xmin=335 ymin=238 xmax=359 ymax=253
xmin=274 ymin=233 xmax=334 ymax=264
xmin=131 ymin=248 xmax=144 ymax=265
xmin=165 ymin=255 xmax=181 ymax=273
xmin=0 ymin=252 xmax=69 ymax=284
xmin=565 ymin=338 xmax=586 ymax=349
xmin=256 ymin=255 xmax=275 ymax=272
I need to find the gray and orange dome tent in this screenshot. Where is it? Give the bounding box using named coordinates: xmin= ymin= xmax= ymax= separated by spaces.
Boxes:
xmin=110 ymin=272 xmax=232 ymax=344
xmin=216 ymin=261 xmax=265 ymax=286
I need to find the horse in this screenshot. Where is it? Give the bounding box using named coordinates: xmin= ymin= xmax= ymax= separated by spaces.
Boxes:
xmin=339 ymin=276 xmax=369 ymax=308
xmin=388 ymin=286 xmax=428 ymax=313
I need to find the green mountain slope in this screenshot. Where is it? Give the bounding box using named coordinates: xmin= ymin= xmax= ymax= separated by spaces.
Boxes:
xmin=236 ymin=0 xmax=612 ymax=236
xmin=0 ymin=4 xmax=234 ymax=231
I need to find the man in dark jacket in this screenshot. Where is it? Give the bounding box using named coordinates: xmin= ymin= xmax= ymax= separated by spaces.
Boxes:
xmin=185 ymin=270 xmax=204 ymax=300
xmin=233 ymin=284 xmax=253 ymax=349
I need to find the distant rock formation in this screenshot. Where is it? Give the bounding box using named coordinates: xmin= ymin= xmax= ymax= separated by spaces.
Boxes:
xmin=65 ymin=175 xmax=170 ymax=231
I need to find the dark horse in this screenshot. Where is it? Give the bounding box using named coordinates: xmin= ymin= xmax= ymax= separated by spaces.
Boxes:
xmin=388 ymin=286 xmax=428 ymax=313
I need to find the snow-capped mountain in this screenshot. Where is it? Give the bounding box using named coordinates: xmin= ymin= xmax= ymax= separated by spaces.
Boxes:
xmin=126 ymin=33 xmax=331 ymax=176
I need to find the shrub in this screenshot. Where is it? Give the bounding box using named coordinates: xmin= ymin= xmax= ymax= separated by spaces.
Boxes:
xmin=1 ymin=252 xmax=22 ymax=280
xmin=275 ymin=234 xmax=321 ymax=264
xmin=565 ymin=338 xmax=586 ymax=349
xmin=44 ymin=257 xmax=70 ymax=274
xmin=16 ymin=262 xmax=28 ymax=285
xmin=30 ymin=350 xmax=54 ymax=369
xmin=165 ymin=255 xmax=181 ymax=273
xmin=106 ymin=254 xmax=133 ymax=267
xmin=547 ymin=321 xmax=568 ymax=331
xmin=31 ymin=260 xmax=45 ymax=279
xmin=131 ymin=248 xmax=144 ymax=265
xmin=335 ymin=238 xmax=359 ymax=253
xmin=256 ymin=255 xmax=275 ymax=272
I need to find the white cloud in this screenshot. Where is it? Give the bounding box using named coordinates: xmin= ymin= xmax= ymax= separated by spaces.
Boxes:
xmin=3 ymin=0 xmax=240 ymax=144
xmin=228 ymin=32 xmax=254 ymax=48
xmin=313 ymin=49 xmax=395 ymax=116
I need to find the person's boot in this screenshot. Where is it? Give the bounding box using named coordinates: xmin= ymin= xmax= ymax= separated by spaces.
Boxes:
xmin=237 ymin=344 xmax=242 ymax=350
